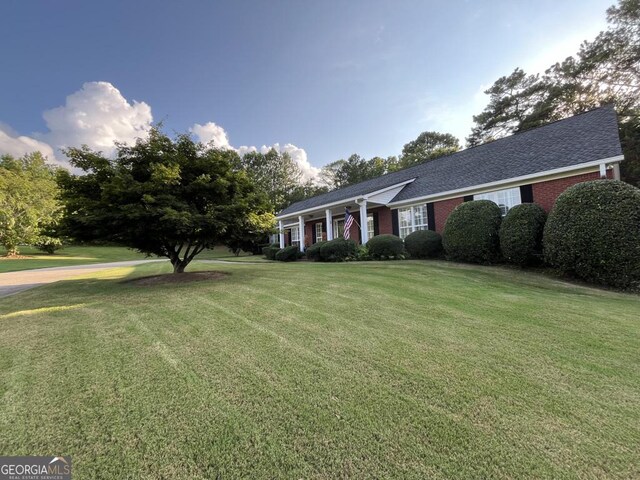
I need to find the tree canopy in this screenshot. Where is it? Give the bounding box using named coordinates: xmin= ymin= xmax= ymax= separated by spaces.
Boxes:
xmin=320 ymin=154 xmax=398 ymax=190
xmin=239 ymin=149 xmax=303 ymax=212
xmin=467 ymin=0 xmax=640 ymax=185
xmin=57 ymin=128 xmax=272 ymax=273
xmin=398 ymin=131 xmax=461 ymax=169
xmin=0 ymin=152 xmax=60 ymax=255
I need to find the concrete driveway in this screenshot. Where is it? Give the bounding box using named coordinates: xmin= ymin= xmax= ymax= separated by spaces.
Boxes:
xmin=0 ymin=259 xmax=167 ymax=298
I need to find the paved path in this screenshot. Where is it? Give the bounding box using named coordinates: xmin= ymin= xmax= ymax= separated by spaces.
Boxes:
xmin=0 ymin=259 xmax=166 ymax=298
xmin=0 ymin=258 xmax=268 ymax=298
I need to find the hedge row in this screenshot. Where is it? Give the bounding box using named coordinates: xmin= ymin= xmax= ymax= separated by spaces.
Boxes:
xmin=440 ymin=180 xmax=640 ymax=290
xmin=266 ymin=180 xmax=640 ymax=290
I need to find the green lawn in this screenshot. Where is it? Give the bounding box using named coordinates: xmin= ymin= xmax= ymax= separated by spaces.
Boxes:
xmin=0 ymin=261 xmax=638 ymax=479
xmin=0 ymin=245 xmax=259 ymax=273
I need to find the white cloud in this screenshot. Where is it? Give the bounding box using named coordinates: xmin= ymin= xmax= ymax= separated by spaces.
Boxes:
xmin=0 ymin=81 xmax=318 ymax=182
xmin=237 ymin=142 xmax=320 ymax=182
xmin=37 ymin=81 xmax=153 ymax=156
xmin=0 ymin=82 xmax=152 ymax=167
xmin=190 ymin=122 xmax=231 ymax=149
xmin=0 ymin=126 xmax=59 ymax=165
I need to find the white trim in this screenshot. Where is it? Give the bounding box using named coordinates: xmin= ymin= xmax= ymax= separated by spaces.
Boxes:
xmin=387 ymin=155 xmax=623 ymax=208
xmin=325 ymin=209 xmax=333 ymax=240
xmin=360 ymin=178 xmax=415 ymax=201
xmin=599 ymin=162 xmax=607 ymax=178
xmin=275 ymin=178 xmax=416 ymax=220
xmin=359 ymin=200 xmax=368 ymax=244
xmin=298 ymin=215 xmax=305 ymax=252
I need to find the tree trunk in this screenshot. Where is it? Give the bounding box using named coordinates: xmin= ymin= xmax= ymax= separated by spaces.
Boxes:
xmin=173 ymin=261 xmax=186 ymax=274
xmin=4 ymin=245 xmax=19 ymax=257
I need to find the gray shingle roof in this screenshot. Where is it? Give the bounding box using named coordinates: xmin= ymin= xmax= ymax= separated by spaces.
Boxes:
xmin=279 ymin=105 xmax=622 ymax=216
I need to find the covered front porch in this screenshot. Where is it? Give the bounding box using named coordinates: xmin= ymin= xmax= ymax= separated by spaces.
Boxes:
xmin=276 ymin=179 xmax=414 ymax=251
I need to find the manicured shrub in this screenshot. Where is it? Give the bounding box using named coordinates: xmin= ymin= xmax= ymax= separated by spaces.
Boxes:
xmin=305 ymin=241 xmax=325 ymax=261
xmin=262 ymin=244 xmax=280 ymax=260
xmin=499 ymin=203 xmax=547 ymax=266
xmin=319 ymin=238 xmax=358 ymax=262
xmin=404 ymin=230 xmax=442 ymax=259
xmin=443 ymin=200 xmax=502 ymax=264
xmin=366 ymin=234 xmax=404 ymax=260
xmin=355 ymin=245 xmax=371 ymax=261
xmin=34 ymin=236 xmax=63 ymax=254
xmin=275 ymin=245 xmax=299 ymax=262
xmin=544 ymin=180 xmax=640 ymax=289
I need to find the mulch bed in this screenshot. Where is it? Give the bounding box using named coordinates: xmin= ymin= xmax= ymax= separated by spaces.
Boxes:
xmin=124 ymin=271 xmax=229 ymax=286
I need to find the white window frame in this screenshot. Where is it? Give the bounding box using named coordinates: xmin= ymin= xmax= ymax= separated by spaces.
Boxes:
xmin=290 ymin=226 xmax=300 ymax=246
xmin=315 ymin=222 xmax=323 ymax=243
xmin=333 ymin=219 xmax=345 ymax=238
xmin=397 ymin=204 xmax=429 ymax=239
xmin=475 ymin=187 xmax=521 ymax=216
xmin=367 ymin=214 xmax=375 ymax=240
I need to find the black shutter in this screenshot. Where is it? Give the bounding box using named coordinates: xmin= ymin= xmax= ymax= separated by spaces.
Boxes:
xmin=373 ymin=212 xmax=379 ymax=236
xmin=426 ymin=202 xmax=436 ymax=231
xmin=463 ymin=195 xmax=474 ymax=202
xmin=311 ymin=223 xmax=316 ymax=244
xmin=520 ymin=184 xmax=534 ymax=203
xmin=321 ymin=220 xmax=326 ymax=241
xmin=286 ymin=230 xmax=291 ymax=246
xmin=391 ymin=209 xmax=399 ymax=236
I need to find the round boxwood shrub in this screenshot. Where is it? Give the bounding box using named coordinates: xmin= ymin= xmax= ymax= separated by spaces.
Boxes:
xmin=499 ymin=203 xmax=547 ymax=266
xmin=543 ymin=180 xmax=640 ymax=289
xmin=366 ymin=234 xmax=404 ymax=260
xmin=404 ymin=230 xmax=442 ymax=259
xmin=319 ymin=238 xmax=358 ymax=262
xmin=262 ymin=244 xmax=280 ymax=260
xmin=275 ymin=245 xmax=299 ymax=262
xmin=443 ymin=200 xmax=502 ymax=264
xmin=305 ymin=241 xmax=325 ymax=261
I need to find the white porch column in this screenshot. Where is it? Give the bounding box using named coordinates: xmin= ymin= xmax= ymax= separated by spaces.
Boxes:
xmin=359 ymin=200 xmax=368 ymax=245
xmin=298 ymin=215 xmax=305 ymax=252
xmin=325 ymin=209 xmax=333 ymax=240
xmin=278 ymin=220 xmax=285 ymax=248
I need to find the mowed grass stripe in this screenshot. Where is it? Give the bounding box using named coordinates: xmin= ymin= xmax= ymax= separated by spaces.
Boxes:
xmin=0 ymin=261 xmax=639 ymax=478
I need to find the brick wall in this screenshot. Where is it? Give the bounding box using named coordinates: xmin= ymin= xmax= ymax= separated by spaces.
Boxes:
xmin=373 ymin=206 xmax=393 ymax=235
xmin=532 ymin=171 xmax=609 ymax=212
xmin=433 ymin=197 xmax=463 ymax=233
xmin=304 ymin=222 xmax=314 ymax=247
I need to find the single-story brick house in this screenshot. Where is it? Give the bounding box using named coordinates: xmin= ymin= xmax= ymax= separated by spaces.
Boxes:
xmin=276 ymin=105 xmax=624 ymax=251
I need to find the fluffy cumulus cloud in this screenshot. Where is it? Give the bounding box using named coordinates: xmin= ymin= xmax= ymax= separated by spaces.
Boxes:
xmin=236 ymin=143 xmax=320 ymax=182
xmin=0 ymin=82 xmax=152 ymax=166
xmin=189 ymin=122 xmax=231 ymax=149
xmin=0 ymin=81 xmax=319 ymax=181
xmin=0 ymin=123 xmax=59 ymax=165
xmin=37 ymin=82 xmax=153 ymax=156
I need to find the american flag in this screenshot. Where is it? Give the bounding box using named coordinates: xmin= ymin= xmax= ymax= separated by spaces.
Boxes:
xmin=343 ymin=207 xmax=354 ymax=239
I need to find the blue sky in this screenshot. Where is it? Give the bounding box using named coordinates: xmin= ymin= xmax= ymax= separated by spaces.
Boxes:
xmin=0 ymin=0 xmax=612 ymax=177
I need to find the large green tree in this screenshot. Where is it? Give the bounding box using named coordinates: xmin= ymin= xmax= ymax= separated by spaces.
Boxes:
xmin=320 ymin=154 xmax=396 ymax=189
xmin=240 ymin=149 xmax=303 ymax=212
xmin=58 ymin=128 xmax=270 ymax=273
xmin=398 ymin=131 xmax=461 ymax=168
xmin=0 ymin=152 xmax=60 ymax=256
xmin=467 ymin=0 xmax=640 ymax=185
